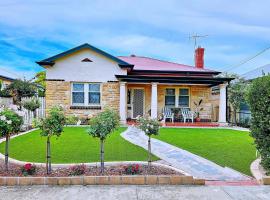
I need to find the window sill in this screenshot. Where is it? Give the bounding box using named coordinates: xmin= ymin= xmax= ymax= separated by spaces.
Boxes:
xmin=70 ymin=105 xmax=101 ymax=110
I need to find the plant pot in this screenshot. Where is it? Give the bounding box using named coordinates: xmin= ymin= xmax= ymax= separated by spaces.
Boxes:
xmin=195 ymin=118 xmax=201 ymax=122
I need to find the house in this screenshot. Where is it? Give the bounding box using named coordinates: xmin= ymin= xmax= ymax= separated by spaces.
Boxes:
xmin=37 ymin=43 xmax=233 ymax=124
xmin=0 ymin=69 xmax=15 ymax=90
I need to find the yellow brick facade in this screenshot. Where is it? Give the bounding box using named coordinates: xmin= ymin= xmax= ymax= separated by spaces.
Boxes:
xmin=46 ymin=81 xmax=120 ymax=118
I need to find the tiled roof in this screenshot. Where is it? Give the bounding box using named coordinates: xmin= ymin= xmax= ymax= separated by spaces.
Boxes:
xmin=118 ymin=56 xmax=219 ymax=73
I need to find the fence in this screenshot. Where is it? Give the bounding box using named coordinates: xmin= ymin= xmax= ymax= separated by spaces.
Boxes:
xmin=0 ymin=97 xmax=13 ymax=106
xmin=21 ymin=97 xmax=46 ymax=125
xmin=228 ymin=110 xmax=251 ymax=127
xmin=0 ymin=97 xmax=46 ymax=125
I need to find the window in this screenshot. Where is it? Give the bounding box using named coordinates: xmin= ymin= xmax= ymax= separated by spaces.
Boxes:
xmin=72 ymin=83 xmax=84 ymax=104
xmin=89 ymin=84 xmax=100 ymax=104
xmin=179 ymin=88 xmax=189 ymax=107
xmin=127 ymin=89 xmax=131 ymax=105
xmin=72 ymin=83 xmax=101 ymax=106
xmin=165 ymin=89 xmax=175 ymax=106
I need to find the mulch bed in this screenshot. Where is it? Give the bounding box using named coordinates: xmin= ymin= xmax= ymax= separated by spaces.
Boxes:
xmin=0 ymin=160 xmax=182 ymax=177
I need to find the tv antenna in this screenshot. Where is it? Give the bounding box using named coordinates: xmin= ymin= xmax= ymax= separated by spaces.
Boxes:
xmin=189 ymin=34 xmax=208 ymax=49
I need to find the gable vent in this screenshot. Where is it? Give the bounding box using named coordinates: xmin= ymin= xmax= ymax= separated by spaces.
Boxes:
xmin=81 ymin=58 xmax=93 ymax=62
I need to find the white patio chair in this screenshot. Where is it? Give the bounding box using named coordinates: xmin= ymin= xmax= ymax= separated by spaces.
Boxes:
xmin=181 ymin=108 xmax=195 ymax=123
xmin=162 ymin=107 xmax=174 ymax=123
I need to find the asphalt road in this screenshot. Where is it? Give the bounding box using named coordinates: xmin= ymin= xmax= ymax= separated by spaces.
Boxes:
xmin=0 ymin=185 xmax=270 ymax=200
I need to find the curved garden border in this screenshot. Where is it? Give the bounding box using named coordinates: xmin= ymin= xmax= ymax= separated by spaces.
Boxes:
xmin=250 ymin=158 xmax=270 ymax=185
xmin=0 ymin=128 xmax=204 ymax=186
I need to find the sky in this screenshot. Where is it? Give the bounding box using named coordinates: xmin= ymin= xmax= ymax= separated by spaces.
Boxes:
xmin=0 ymin=0 xmax=270 ymax=79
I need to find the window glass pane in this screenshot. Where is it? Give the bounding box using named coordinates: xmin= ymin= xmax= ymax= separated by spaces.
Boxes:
xmin=180 ymin=89 xmax=189 ymax=95
xmin=166 ymin=89 xmax=175 ymax=95
xmin=73 ymin=83 xmax=84 ymax=91
xmin=89 ymin=92 xmax=100 ymax=104
xmin=179 ymin=96 xmax=189 ymax=107
xmin=165 ymin=96 xmax=175 ymax=106
xmin=72 ymin=92 xmax=84 ymax=104
xmin=89 ymin=84 xmax=100 ymax=92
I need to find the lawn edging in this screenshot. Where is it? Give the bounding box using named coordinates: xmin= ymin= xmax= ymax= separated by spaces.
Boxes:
xmin=250 ymin=158 xmax=270 ymax=185
xmin=0 ymin=175 xmax=204 ymax=186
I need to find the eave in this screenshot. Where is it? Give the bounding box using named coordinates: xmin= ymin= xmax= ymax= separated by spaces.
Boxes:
xmin=115 ymin=75 xmax=234 ymax=86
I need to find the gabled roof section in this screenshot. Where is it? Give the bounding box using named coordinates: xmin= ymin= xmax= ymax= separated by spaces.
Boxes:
xmin=36 ymin=43 xmax=133 ymax=69
xmin=118 ymin=55 xmax=220 ymax=74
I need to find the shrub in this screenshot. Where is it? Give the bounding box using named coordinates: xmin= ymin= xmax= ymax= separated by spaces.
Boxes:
xmin=38 ymin=106 xmax=66 ymax=174
xmin=65 ymin=114 xmax=79 ymax=125
xmin=22 ymin=97 xmax=40 ymax=118
xmin=123 ymin=164 xmax=141 ymax=175
xmin=68 ymin=164 xmax=87 ymax=176
xmin=21 ymin=163 xmax=36 ymax=176
xmin=246 ymin=75 xmax=270 ymax=174
xmin=87 ymin=108 xmax=120 ymax=174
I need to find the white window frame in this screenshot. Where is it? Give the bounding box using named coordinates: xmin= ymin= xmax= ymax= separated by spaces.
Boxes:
xmin=165 ymin=88 xmax=176 ymax=107
xmin=71 ymin=82 xmax=101 ymax=106
xmin=178 ymin=88 xmax=190 ymax=108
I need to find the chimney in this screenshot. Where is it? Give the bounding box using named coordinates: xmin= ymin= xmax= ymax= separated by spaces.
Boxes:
xmin=195 ymin=46 xmax=204 ymax=68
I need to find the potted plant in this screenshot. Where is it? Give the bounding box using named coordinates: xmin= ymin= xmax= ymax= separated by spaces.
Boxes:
xmin=194 ymin=99 xmax=203 ymax=122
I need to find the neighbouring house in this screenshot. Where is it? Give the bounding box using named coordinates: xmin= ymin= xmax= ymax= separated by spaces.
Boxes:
xmin=37 ymin=43 xmax=233 ymax=124
xmin=0 ymin=72 xmax=15 ymax=90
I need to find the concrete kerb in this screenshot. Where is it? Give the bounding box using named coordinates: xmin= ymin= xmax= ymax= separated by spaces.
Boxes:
xmin=250 ymin=158 xmax=270 ymax=185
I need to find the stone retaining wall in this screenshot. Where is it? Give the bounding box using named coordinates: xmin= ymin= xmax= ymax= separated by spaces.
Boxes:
xmin=0 ymin=175 xmax=204 ymax=186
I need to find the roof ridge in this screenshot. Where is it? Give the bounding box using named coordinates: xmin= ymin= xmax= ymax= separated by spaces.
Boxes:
xmin=118 ymin=55 xmax=194 ymax=68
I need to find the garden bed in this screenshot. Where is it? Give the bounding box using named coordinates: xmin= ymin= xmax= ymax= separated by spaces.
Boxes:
xmin=0 ymin=160 xmax=182 ymax=177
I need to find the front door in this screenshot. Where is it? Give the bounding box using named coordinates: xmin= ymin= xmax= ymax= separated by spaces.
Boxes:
xmin=133 ymin=89 xmax=144 ymax=118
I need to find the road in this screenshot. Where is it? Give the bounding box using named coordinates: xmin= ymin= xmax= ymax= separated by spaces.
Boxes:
xmin=0 ymin=185 xmax=270 ymax=200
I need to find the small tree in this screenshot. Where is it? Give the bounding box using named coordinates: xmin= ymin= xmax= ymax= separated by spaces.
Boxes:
xmin=137 ymin=117 xmax=160 ymax=169
xmin=38 ymin=106 xmax=65 ymax=174
xmin=6 ymin=79 xmax=37 ymax=109
xmin=34 ymin=71 xmax=46 ymax=97
xmin=87 ymin=109 xmax=120 ymax=174
xmin=0 ymin=109 xmax=23 ymax=171
xmin=22 ymin=97 xmax=41 ymax=118
xmin=247 ymin=75 xmax=270 ymax=174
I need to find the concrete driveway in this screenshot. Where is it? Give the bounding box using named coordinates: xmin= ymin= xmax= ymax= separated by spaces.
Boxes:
xmin=0 ymin=185 xmax=270 ymax=200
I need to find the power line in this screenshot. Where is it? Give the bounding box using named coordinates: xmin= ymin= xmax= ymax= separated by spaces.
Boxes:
xmin=222 ymin=46 xmax=270 ymax=72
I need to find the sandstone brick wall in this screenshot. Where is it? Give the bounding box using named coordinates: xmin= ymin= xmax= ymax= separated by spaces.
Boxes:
xmin=46 ymin=81 xmax=120 ymax=118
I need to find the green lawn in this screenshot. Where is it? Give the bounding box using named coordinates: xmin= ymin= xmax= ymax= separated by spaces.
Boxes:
xmin=153 ymin=128 xmax=256 ymax=176
xmin=0 ymin=127 xmax=158 ymax=163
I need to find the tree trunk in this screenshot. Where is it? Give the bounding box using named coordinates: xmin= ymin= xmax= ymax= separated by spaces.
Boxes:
xmin=148 ymin=136 xmax=152 ymax=170
xmin=4 ymin=134 xmax=9 ymax=171
xmin=100 ymin=139 xmax=105 ymax=174
xmin=46 ymin=137 xmax=52 ymax=174
xmin=33 ymin=110 xmax=37 ymax=119
xmin=234 ymin=110 xmax=237 ymax=125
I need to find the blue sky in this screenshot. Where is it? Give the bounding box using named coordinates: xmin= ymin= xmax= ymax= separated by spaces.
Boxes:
xmin=1 ymin=0 xmax=270 ymax=79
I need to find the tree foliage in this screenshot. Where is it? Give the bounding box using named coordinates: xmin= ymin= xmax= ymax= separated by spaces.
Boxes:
xmin=247 ymin=75 xmax=270 ymax=174
xmin=6 ymin=79 xmax=37 ymax=107
xmin=34 ymin=71 xmax=46 ymax=97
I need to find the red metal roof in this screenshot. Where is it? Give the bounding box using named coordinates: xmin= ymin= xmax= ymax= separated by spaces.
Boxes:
xmin=118 ymin=56 xmax=218 ymax=73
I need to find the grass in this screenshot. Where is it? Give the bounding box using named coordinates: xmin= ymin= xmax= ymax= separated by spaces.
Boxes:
xmin=153 ymin=128 xmax=256 ymax=176
xmin=0 ymin=127 xmax=158 ymax=163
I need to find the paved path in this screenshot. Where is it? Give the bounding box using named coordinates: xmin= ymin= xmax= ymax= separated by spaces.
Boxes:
xmin=121 ymin=127 xmax=251 ymax=181
xmin=0 ymin=185 xmax=269 ymax=200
